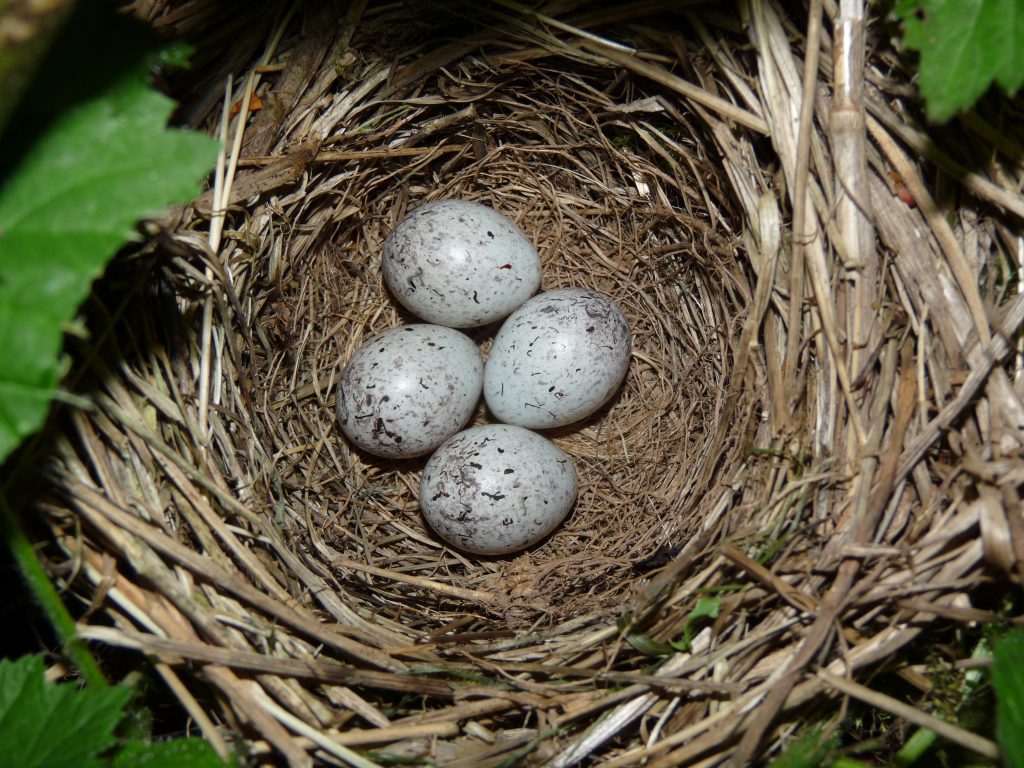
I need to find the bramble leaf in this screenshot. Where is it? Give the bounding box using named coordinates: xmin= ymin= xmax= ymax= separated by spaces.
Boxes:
xmin=113 ymin=739 xmax=230 ymax=768
xmin=994 ymin=627 xmax=1024 ymax=768
xmin=895 ymin=0 xmax=1024 ymax=122
xmin=0 ymin=4 xmax=217 ymax=463
xmin=0 ymin=655 xmax=131 ymax=768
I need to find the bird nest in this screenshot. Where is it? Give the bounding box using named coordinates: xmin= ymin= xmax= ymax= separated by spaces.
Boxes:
xmin=31 ymin=1 xmax=1024 ymax=765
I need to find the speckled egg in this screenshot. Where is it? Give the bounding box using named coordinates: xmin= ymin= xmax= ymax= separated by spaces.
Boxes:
xmin=484 ymin=288 xmax=631 ymax=429
xmin=383 ymin=199 xmax=542 ymax=328
xmin=420 ymin=424 xmax=577 ymax=555
xmin=335 ymin=325 xmax=483 ymax=458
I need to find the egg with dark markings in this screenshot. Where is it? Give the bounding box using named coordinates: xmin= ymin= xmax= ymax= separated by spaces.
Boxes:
xmin=336 ymin=325 xmax=483 ymax=458
xmin=483 ymin=288 xmax=631 ymax=429
xmin=420 ymin=424 xmax=577 ymax=555
xmin=383 ymin=199 xmax=542 ymax=328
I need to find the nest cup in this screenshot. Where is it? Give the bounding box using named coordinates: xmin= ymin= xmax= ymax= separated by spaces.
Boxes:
xmin=32 ymin=2 xmax=1024 ymax=766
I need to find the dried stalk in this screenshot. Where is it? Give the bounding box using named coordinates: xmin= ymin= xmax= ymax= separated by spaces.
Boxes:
xmin=831 ymin=0 xmax=878 ymax=381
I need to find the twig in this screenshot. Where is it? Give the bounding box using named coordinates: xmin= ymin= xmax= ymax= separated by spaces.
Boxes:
xmin=0 ymin=494 xmax=107 ymax=688
xmin=730 ymin=339 xmax=906 ymax=765
xmin=153 ymin=662 xmax=232 ymax=761
xmin=74 ymin=548 xmax=231 ymax=758
xmin=79 ymin=626 xmax=457 ymax=697
xmin=199 ymin=4 xmax=296 ymax=445
xmin=206 ymin=665 xmax=312 ymax=768
xmin=198 ymin=76 xmax=232 ymax=447
xmin=831 ymin=0 xmax=878 ymax=381
xmin=866 ymin=97 xmax=1024 ymax=220
xmin=255 ymin=690 xmax=382 ymax=768
xmin=329 ymin=556 xmax=499 ymax=605
xmin=67 ymin=479 xmax=404 ymax=672
xmin=546 ymin=648 xmax=713 ymax=768
xmin=867 ymin=115 xmax=991 ymax=347
xmin=495 ymin=0 xmax=641 ymax=54
xmin=898 ymin=317 xmax=1019 ymax=482
xmin=236 ymin=144 xmax=469 ymax=167
xmin=816 ymin=668 xmax=999 ymax=760
xmin=784 ymin=0 xmax=822 ymax=405
xmin=722 ymin=542 xmax=816 ymax=613
xmin=580 ymin=42 xmax=769 ymax=134
xmin=748 ymin=0 xmax=865 ymax=448
xmin=731 ymin=193 xmax=781 ymax=401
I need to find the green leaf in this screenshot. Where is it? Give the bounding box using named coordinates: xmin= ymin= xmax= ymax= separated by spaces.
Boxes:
xmin=113 ymin=739 xmax=230 ymax=768
xmin=621 ymin=597 xmax=723 ymax=656
xmin=767 ymin=724 xmax=836 ymax=768
xmin=624 ymin=632 xmax=675 ymax=656
xmin=0 ymin=655 xmax=132 ymax=768
xmin=894 ymin=726 xmax=938 ymax=765
xmin=895 ymin=0 xmax=1024 ymax=122
xmin=993 ymin=627 xmax=1024 ymax=768
xmin=670 ymin=596 xmax=721 ymax=652
xmin=0 ymin=3 xmax=218 ymax=464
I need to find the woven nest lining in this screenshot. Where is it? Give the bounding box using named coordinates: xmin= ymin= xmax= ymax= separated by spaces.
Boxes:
xmin=263 ymin=111 xmax=735 ymax=623
xmin=32 ymin=1 xmax=1024 ymax=766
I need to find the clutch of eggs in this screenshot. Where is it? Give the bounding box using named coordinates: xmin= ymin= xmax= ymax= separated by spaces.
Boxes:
xmin=383 ymin=199 xmax=542 ymax=328
xmin=484 ymin=288 xmax=632 ymax=429
xmin=420 ymin=424 xmax=577 ymax=555
xmin=335 ymin=325 xmax=483 ymax=458
xmin=333 ymin=199 xmax=632 ymax=556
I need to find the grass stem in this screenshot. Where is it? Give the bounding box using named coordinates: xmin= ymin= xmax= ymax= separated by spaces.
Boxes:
xmin=0 ymin=492 xmax=107 ymax=688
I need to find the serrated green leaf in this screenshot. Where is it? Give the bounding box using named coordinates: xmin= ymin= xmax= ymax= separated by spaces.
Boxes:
xmin=896 ymin=0 xmax=1024 ymax=122
xmin=114 ymin=738 xmax=230 ymax=768
xmin=0 ymin=3 xmax=218 ymax=464
xmin=993 ymin=627 xmax=1024 ymax=768
xmin=0 ymin=655 xmax=132 ymax=768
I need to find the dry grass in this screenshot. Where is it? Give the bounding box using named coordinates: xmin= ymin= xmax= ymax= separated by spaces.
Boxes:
xmin=25 ymin=0 xmax=1024 ymax=765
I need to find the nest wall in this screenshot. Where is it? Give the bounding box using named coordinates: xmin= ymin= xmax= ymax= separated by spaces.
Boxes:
xmin=30 ymin=1 xmax=1024 ymax=766
xmin=248 ymin=62 xmax=741 ymax=624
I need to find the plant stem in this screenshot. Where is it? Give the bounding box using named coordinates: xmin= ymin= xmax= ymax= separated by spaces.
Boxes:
xmin=895 ymin=727 xmax=937 ymax=766
xmin=0 ymin=492 xmax=107 ymax=688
